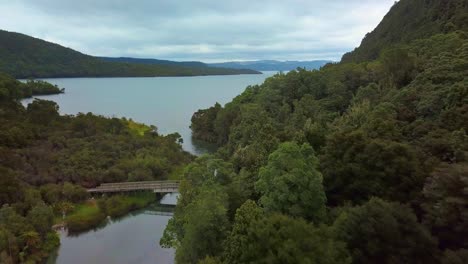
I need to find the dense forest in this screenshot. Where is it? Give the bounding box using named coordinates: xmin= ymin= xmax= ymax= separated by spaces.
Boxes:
xmin=164 ymin=0 xmax=468 ymax=263
xmin=0 ymin=74 xmax=193 ymax=263
xmin=0 ymin=30 xmax=259 ymax=78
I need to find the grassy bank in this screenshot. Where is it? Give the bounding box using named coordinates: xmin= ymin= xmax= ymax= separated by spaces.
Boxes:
xmin=65 ymin=200 xmax=106 ymax=232
xmin=65 ymin=193 xmax=157 ymax=232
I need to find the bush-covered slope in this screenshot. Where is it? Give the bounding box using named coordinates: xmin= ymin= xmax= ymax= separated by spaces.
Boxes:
xmin=342 ymin=0 xmax=468 ymax=63
xmin=0 ymin=30 xmax=260 ymax=78
xmin=166 ymin=0 xmax=468 ymax=263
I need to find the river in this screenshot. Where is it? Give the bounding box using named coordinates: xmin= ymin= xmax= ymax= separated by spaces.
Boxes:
xmin=47 ymin=194 xmax=178 ymax=264
xmin=23 ymin=73 xmax=275 ymax=264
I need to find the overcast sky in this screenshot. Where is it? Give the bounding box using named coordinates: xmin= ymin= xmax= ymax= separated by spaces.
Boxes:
xmin=0 ymin=0 xmax=395 ymax=62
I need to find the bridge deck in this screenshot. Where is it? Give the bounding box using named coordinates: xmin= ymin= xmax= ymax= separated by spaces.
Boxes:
xmin=88 ymin=180 xmax=179 ymax=193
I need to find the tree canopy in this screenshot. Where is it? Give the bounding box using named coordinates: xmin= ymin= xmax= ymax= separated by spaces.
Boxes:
xmin=170 ymin=0 xmax=468 ymax=263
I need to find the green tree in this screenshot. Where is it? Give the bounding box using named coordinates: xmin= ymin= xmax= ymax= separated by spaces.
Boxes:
xmin=26 ymin=99 xmax=59 ymax=125
xmin=223 ymin=200 xmax=264 ymax=263
xmin=27 ymin=203 xmax=54 ymax=237
xmin=39 ymin=184 xmax=62 ymax=204
xmin=255 ymin=142 xmax=326 ymax=222
xmin=0 ymin=167 xmax=23 ymax=205
xmin=381 ymin=48 xmax=417 ymax=88
xmin=422 ymin=163 xmax=468 ymax=249
xmin=334 ymin=198 xmax=438 ymax=264
xmin=175 ymin=184 xmax=230 ymax=264
xmin=224 ymin=203 xmax=350 ymax=264
xmin=321 ymin=131 xmax=425 ymax=204
xmin=20 ymin=231 xmax=40 ymax=254
xmin=62 ymin=183 xmax=88 ymax=203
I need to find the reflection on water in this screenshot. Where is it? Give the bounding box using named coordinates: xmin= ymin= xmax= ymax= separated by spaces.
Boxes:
xmin=48 ymin=193 xmax=179 ymax=264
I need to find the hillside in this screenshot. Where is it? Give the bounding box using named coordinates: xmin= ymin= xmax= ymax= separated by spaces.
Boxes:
xmin=209 ymin=60 xmax=331 ymax=71
xmin=0 ymin=30 xmax=260 ymax=78
xmin=98 ymin=56 xmax=208 ymax=68
xmin=165 ymin=0 xmax=468 ymax=263
xmin=342 ymin=0 xmax=468 ymax=62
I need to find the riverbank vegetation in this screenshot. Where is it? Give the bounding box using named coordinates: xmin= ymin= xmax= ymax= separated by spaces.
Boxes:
xmin=166 ymin=0 xmax=468 ymax=263
xmin=66 ymin=193 xmax=156 ymax=232
xmin=65 ymin=201 xmax=105 ymax=233
xmin=0 ymin=73 xmax=192 ymax=262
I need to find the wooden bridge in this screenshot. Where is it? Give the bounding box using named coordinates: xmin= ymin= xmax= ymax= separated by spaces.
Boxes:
xmin=87 ymin=180 xmax=179 ymax=194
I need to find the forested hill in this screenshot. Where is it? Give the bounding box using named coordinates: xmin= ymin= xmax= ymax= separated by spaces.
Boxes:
xmin=0 ymin=30 xmax=259 ymax=78
xmin=99 ymin=56 xmax=208 ymax=68
xmin=342 ymin=0 xmax=468 ymax=62
xmin=165 ymin=0 xmax=468 ymax=263
xmin=208 ymin=60 xmax=331 ymax=71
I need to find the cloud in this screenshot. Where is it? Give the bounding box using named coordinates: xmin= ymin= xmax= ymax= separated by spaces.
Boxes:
xmin=0 ymin=0 xmax=395 ymax=62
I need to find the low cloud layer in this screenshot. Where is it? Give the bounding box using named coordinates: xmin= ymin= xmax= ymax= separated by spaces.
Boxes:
xmin=0 ymin=0 xmax=395 ymax=62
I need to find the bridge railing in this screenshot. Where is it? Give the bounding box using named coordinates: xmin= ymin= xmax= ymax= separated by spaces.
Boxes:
xmin=88 ymin=180 xmax=180 ymax=193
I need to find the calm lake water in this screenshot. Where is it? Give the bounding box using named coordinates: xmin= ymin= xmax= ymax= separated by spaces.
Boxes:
xmin=47 ymin=194 xmax=179 ymax=264
xmin=27 ymin=73 xmax=276 ymax=264
xmin=22 ymin=72 xmax=276 ymax=155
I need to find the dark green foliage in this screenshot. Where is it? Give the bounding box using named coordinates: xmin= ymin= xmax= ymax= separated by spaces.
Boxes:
xmin=41 ymin=232 xmax=60 ymax=255
xmin=321 ymin=131 xmax=425 ymax=204
xmin=0 ymin=30 xmax=259 ymax=78
xmin=179 ymin=0 xmax=468 ymax=262
xmin=20 ymin=80 xmax=64 ymax=98
xmin=0 ymin=73 xmax=24 ymax=101
xmin=0 ymin=167 xmax=23 ymax=205
xmin=224 ymin=201 xmax=350 ymax=264
xmin=0 ymin=206 xmax=36 ymax=263
xmin=175 ymin=183 xmax=230 ymax=264
xmin=0 ymin=97 xmax=192 ymax=187
xmin=0 ymin=73 xmax=63 ymax=100
xmin=334 ymin=198 xmax=438 ymax=264
xmin=256 ymin=142 xmax=326 ymax=222
xmin=422 ymin=163 xmax=468 ymax=250
xmin=26 ymin=203 xmax=54 ymax=238
xmin=222 ymin=200 xmax=264 ymax=263
xmin=190 ymin=103 xmax=222 ymax=143
xmin=160 ymin=157 xmax=236 ymax=262
xmin=62 ymin=183 xmax=88 ymax=203
xmin=26 ymin=99 xmax=59 ymax=125
xmin=39 ymin=184 xmax=62 ymax=204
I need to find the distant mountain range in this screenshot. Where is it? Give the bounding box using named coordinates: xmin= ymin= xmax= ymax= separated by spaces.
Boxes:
xmin=208 ymin=60 xmax=332 ymax=71
xmin=0 ymin=30 xmax=259 ymax=78
xmin=99 ymin=58 xmax=331 ymax=72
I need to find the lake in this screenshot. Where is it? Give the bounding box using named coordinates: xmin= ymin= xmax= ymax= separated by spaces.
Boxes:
xmin=26 ymin=73 xmax=276 ymax=264
xmin=22 ymin=72 xmax=276 ymax=155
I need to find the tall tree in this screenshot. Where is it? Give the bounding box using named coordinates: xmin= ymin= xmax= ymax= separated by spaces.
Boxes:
xmin=27 ymin=204 xmax=54 ymax=238
xmin=175 ymin=183 xmax=230 ymax=264
xmin=255 ymin=142 xmax=326 ymax=222
xmin=224 ymin=201 xmax=350 ymax=264
xmin=334 ymin=198 xmax=438 ymax=264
